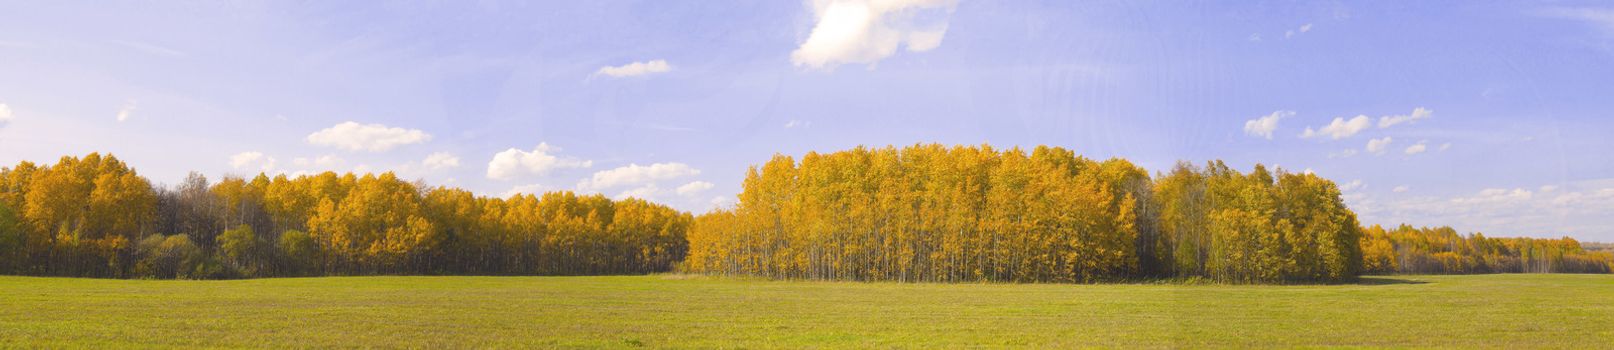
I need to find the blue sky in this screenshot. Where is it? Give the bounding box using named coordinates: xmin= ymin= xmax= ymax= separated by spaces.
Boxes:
xmin=1 ymin=1 xmax=1612 ymax=240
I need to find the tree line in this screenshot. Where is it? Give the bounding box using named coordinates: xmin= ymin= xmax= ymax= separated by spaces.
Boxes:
xmin=1361 ymin=225 xmax=1611 ymax=274
xmin=0 ymin=153 xmax=690 ymax=279
xmin=0 ymin=150 xmax=1608 ymax=281
xmin=683 ymin=144 xmax=1612 ymax=283
xmin=683 ymin=145 xmax=1362 ymax=283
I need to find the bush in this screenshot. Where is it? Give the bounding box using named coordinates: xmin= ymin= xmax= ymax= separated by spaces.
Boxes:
xmin=133 ymin=234 xmax=206 ymax=279
xmin=277 ymin=230 xmax=318 ymax=276
xmin=218 ymin=225 xmax=262 ymax=275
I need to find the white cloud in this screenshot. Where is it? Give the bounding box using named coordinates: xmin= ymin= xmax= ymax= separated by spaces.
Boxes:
xmin=486 ymin=143 xmax=593 ymax=180
xmin=1439 ymin=142 xmax=1452 ymax=152
xmin=594 ymin=59 xmax=672 ymax=78
xmin=1300 ymin=23 xmax=1313 ymax=33
xmin=577 ymin=162 xmax=700 ymax=192
xmin=1393 ymin=185 xmax=1410 ymax=193
xmin=1243 ymin=110 xmax=1292 ymax=139
xmin=1299 ymin=107 xmax=1431 ymax=140
xmin=1366 ymin=137 xmax=1393 ymax=155
xmin=1248 ymin=33 xmax=1263 ymax=42
xmin=1329 ymin=149 xmax=1359 ymax=158
xmin=1301 ymin=115 xmax=1373 ymax=140
xmin=229 ymin=151 xmax=277 ymax=172
xmin=790 ymin=0 xmax=959 ymax=70
xmin=676 ymin=181 xmax=715 ymax=197
xmin=1404 ymin=141 xmax=1428 ymax=155
xmin=306 ymin=122 xmax=432 ymax=152
xmin=785 ymin=119 xmax=812 ymax=128
xmin=0 ymin=103 xmax=12 ymax=125
xmin=1339 ymin=179 xmax=1365 ymax=192
xmin=1377 ymin=107 xmax=1433 ymax=128
xmin=422 ymin=152 xmax=461 ymax=170
xmin=116 ymin=100 xmax=137 ymax=122
xmin=1540 ymin=185 xmax=1560 ymax=193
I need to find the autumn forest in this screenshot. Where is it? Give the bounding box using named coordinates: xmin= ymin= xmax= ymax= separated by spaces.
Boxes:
xmin=0 ymin=146 xmax=1608 ymax=282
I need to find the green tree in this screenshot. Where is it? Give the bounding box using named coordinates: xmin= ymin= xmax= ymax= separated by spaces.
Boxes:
xmin=218 ymin=224 xmax=263 ymax=276
xmin=276 ymin=230 xmax=318 ymax=276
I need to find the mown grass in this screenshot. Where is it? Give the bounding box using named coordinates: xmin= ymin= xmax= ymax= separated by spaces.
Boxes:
xmin=1 ymin=274 xmax=1610 ymax=348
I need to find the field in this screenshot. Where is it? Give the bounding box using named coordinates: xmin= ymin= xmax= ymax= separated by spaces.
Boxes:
xmin=2 ymin=274 xmax=1611 ymax=348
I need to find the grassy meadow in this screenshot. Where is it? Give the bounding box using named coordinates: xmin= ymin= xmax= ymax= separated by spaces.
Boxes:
xmin=1 ymin=274 xmax=1610 ymax=348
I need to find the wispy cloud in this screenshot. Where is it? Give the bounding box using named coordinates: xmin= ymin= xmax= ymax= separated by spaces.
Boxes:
xmin=116 ymin=100 xmax=137 ymax=122
xmin=1285 ymin=23 xmax=1313 ymax=39
xmin=1537 ymin=7 xmax=1614 ymax=34
xmin=1452 ymin=188 xmax=1534 ymax=205
xmin=113 ymin=40 xmax=186 ymax=58
xmin=609 ymin=120 xmax=695 ymax=132
xmin=594 ymin=59 xmax=672 ymax=78
xmin=0 ymin=103 xmax=13 ymax=126
xmin=1378 ymin=107 xmax=1433 ymax=129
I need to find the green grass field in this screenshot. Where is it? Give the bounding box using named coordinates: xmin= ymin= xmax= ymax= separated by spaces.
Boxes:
xmin=2 ymin=274 xmax=1610 ymax=348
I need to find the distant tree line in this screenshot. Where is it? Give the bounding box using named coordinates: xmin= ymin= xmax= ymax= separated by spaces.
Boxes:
xmin=0 ymin=150 xmax=1608 ymax=281
xmin=1585 ymin=242 xmax=1614 ymax=254
xmin=1361 ymin=225 xmax=1612 ymax=274
xmin=0 ymin=153 xmax=689 ymax=279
